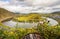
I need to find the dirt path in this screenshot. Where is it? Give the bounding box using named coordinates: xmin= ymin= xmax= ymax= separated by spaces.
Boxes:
xmin=0 ymin=16 xmax=13 ymax=22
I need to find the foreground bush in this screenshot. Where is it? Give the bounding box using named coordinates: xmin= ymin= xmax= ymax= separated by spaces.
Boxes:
xmin=37 ymin=23 xmax=60 ymax=39
xmin=0 ymin=26 xmax=37 ymax=39
xmin=0 ymin=22 xmax=60 ymax=39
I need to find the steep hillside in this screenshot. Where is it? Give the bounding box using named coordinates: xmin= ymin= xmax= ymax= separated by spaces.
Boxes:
xmin=0 ymin=8 xmax=15 ymax=22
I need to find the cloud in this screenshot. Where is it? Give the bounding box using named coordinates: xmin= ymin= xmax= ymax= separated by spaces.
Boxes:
xmin=0 ymin=0 xmax=60 ymax=13
xmin=33 ymin=0 xmax=60 ymax=6
xmin=1 ymin=5 xmax=33 ymax=13
xmin=0 ymin=1 xmax=9 ymax=6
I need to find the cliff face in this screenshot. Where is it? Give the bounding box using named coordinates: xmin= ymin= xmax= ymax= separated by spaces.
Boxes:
xmin=0 ymin=8 xmax=15 ymax=22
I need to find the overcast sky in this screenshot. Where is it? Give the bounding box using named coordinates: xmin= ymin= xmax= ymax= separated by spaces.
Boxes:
xmin=0 ymin=0 xmax=60 ymax=13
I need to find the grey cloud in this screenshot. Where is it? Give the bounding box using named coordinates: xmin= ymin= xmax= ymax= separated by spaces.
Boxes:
xmin=16 ymin=0 xmax=23 ymax=1
xmin=0 ymin=0 xmax=60 ymax=13
xmin=49 ymin=1 xmax=60 ymax=7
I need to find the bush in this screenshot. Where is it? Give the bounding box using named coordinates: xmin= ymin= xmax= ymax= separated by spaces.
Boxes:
xmin=37 ymin=23 xmax=60 ymax=39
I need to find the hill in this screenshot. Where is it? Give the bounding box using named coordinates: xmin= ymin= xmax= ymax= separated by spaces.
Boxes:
xmin=41 ymin=12 xmax=60 ymax=24
xmin=0 ymin=8 xmax=15 ymax=22
xmin=52 ymin=11 xmax=60 ymax=15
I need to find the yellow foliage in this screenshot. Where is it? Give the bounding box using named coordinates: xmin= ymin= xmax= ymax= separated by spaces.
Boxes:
xmin=16 ymin=13 xmax=44 ymax=22
xmin=9 ymin=31 xmax=14 ymax=35
xmin=17 ymin=17 xmax=28 ymax=21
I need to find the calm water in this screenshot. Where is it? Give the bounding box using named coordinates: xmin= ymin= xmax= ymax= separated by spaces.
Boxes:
xmin=2 ymin=18 xmax=58 ymax=28
xmin=3 ymin=20 xmax=38 ymax=28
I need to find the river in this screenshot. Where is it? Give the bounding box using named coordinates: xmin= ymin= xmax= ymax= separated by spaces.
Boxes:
xmin=2 ymin=18 xmax=58 ymax=28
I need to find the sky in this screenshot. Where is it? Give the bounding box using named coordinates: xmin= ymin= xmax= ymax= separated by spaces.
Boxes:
xmin=0 ymin=0 xmax=60 ymax=14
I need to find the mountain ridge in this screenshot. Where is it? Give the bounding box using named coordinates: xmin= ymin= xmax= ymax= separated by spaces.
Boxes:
xmin=0 ymin=8 xmax=15 ymax=22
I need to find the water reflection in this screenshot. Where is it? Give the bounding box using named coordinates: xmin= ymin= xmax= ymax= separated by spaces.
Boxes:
xmin=3 ymin=20 xmax=38 ymax=28
xmin=2 ymin=18 xmax=58 ymax=28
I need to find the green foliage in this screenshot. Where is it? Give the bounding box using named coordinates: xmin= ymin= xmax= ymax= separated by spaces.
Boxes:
xmin=0 ymin=23 xmax=37 ymax=39
xmin=0 ymin=21 xmax=60 ymax=39
xmin=37 ymin=22 xmax=60 ymax=39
